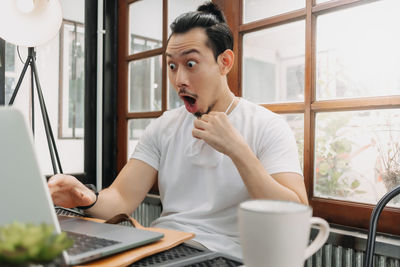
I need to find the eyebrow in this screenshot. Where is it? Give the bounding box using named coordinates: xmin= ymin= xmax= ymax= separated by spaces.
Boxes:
xmin=166 ymin=49 xmax=201 ymax=58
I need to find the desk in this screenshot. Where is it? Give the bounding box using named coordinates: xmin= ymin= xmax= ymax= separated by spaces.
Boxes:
xmin=56 ymin=209 xmax=243 ymax=266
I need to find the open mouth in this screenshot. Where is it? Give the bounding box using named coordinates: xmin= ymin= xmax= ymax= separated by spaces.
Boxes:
xmin=182 ymin=95 xmax=196 ymax=106
xmin=179 ymin=94 xmax=198 ymax=113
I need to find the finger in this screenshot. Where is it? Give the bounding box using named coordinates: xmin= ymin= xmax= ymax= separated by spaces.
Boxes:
xmin=51 ymin=195 xmax=64 ymax=207
xmin=203 ymin=112 xmax=226 ymax=124
xmin=47 ymin=174 xmax=63 ymax=185
xmin=193 ymin=119 xmax=208 ymax=130
xmin=207 ymin=111 xmax=223 ymax=116
xmin=211 ymin=112 xmax=227 ymax=121
xmin=192 ymin=128 xmax=207 ymax=140
xmin=48 ymin=177 xmax=64 ymax=193
xmin=199 ymin=114 xmax=210 ymax=122
xmin=48 ymin=183 xmax=57 ymax=194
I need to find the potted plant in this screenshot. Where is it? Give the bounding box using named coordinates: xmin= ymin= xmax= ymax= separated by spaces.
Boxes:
xmin=0 ymin=222 xmax=73 ymax=266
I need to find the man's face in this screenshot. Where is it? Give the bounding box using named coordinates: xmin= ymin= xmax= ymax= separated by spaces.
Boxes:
xmin=166 ymin=28 xmax=224 ymax=117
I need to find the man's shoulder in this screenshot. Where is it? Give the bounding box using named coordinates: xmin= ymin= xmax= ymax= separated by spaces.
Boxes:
xmin=235 ymin=99 xmax=292 ymax=139
xmin=236 ymin=98 xmax=281 ymax=121
xmin=159 ymin=106 xmax=188 ymax=121
xmin=151 ymin=106 xmax=189 ymax=130
xmin=137 ymin=106 xmax=188 ymax=148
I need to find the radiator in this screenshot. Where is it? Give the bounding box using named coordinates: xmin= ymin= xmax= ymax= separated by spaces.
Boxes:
xmin=131 ymin=194 xmax=162 ymax=227
xmin=305 ymin=244 xmax=400 ymax=267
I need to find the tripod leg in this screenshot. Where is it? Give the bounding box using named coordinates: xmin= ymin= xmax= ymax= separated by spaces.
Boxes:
xmin=31 ymin=64 xmax=35 ymax=135
xmin=41 ymin=94 xmax=64 ymax=174
xmin=8 ymin=55 xmax=31 ymax=105
xmin=31 ymin=56 xmax=63 ymax=174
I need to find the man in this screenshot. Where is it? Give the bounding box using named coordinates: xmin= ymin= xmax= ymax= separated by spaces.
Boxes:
xmin=49 ymin=2 xmax=308 ymax=258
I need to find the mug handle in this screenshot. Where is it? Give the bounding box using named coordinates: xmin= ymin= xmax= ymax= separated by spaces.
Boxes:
xmin=304 ymin=217 xmax=330 ymax=260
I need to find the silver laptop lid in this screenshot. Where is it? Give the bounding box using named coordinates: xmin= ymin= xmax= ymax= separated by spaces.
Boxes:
xmin=0 ymin=107 xmax=61 ymax=232
xmin=0 ymin=107 xmax=164 ymax=265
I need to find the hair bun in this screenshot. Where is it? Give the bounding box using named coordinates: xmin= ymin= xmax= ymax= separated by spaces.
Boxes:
xmin=197 ymin=2 xmax=226 ymax=23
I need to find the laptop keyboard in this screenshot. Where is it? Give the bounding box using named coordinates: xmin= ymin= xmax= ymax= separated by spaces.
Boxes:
xmin=129 ymin=244 xmax=243 ymax=267
xmin=65 ymin=231 xmax=121 ymax=256
xmin=55 ymin=206 xmax=86 ymax=217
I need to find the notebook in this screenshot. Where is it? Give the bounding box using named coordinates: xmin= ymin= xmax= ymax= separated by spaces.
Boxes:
xmin=0 ymin=107 xmax=164 ymax=265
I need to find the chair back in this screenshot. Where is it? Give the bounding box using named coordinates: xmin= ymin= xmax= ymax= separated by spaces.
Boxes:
xmin=364 ymin=185 xmax=400 ymax=267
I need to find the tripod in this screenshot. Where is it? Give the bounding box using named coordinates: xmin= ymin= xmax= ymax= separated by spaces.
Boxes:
xmin=9 ymin=47 xmax=63 ymax=174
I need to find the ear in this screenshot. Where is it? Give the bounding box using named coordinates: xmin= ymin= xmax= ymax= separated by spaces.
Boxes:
xmin=217 ymin=49 xmax=234 ymax=75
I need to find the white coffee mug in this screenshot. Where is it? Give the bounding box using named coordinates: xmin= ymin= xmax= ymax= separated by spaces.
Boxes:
xmin=238 ymin=199 xmax=330 ymax=267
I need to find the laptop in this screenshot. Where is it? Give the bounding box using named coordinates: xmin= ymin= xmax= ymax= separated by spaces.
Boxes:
xmin=0 ymin=107 xmax=163 ymax=265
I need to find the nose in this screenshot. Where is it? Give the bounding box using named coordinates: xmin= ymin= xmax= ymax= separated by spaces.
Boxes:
xmin=175 ymin=67 xmax=189 ymax=88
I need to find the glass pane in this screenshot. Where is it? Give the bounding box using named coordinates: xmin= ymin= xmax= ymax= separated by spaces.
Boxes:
xmin=59 ymin=21 xmax=85 ymax=139
xmin=282 ymin=114 xmax=304 ymax=171
xmin=168 ymin=0 xmax=204 ymax=36
xmin=314 ymin=110 xmax=400 ymax=207
xmin=5 ymin=42 xmax=15 ymax=72
xmin=128 ymin=119 xmax=154 ymax=159
xmin=243 ymin=0 xmax=305 ymax=23
xmin=315 ymin=0 xmax=330 ymax=3
xmin=316 ymin=0 xmax=400 ymax=100
xmin=243 ymin=20 xmax=305 ymax=104
xmin=128 ymin=56 xmax=162 ymax=112
xmin=5 ymin=77 xmax=15 ymax=103
xmin=5 ymin=42 xmax=16 ymax=104
xmin=129 ymin=0 xmax=162 ymax=54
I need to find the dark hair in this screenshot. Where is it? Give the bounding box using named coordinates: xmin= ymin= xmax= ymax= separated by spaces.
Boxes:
xmin=169 ymin=1 xmax=233 ymax=61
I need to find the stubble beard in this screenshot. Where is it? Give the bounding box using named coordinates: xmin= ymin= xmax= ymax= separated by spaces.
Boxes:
xmin=193 ymin=101 xmax=215 ymax=118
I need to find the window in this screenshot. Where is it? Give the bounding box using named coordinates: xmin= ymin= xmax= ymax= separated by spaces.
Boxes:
xmin=242 ymin=20 xmax=305 ymax=103
xmin=118 ymin=0 xmax=204 ymax=168
xmin=128 ymin=118 xmax=154 ymax=157
xmin=237 ymin=0 xmax=400 ymax=234
xmin=316 ymin=2 xmax=400 ymax=100
xmin=314 ymin=110 xmax=400 ymax=206
xmin=59 ymin=20 xmax=85 ymax=139
xmin=243 ymin=0 xmax=305 ymax=23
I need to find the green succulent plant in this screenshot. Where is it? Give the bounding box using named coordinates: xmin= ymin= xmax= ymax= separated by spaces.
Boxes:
xmin=0 ymin=222 xmax=73 ymax=264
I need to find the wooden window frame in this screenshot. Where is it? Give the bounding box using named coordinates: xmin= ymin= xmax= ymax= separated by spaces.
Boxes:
xmin=118 ymin=0 xmax=400 ymax=235
xmin=118 ymin=0 xmax=167 ymax=173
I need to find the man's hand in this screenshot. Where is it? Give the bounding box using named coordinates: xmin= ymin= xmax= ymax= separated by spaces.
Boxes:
xmin=48 ymin=174 xmax=96 ymax=209
xmin=192 ymin=111 xmax=246 ymax=156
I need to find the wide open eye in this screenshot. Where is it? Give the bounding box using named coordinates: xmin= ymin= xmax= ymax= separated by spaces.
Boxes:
xmin=169 ymin=63 xmax=176 ymax=70
xmin=187 ymin=60 xmax=197 ymax=68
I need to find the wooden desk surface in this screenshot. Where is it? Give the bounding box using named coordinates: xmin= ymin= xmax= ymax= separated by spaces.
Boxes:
xmin=75 ymin=217 xmax=194 ymax=267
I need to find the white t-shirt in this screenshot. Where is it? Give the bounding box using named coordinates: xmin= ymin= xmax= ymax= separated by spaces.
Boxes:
xmin=131 ymin=98 xmax=302 ymax=258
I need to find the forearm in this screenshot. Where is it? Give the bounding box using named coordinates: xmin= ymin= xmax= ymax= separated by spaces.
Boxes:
xmin=229 ymin=143 xmax=305 ymax=204
xmin=84 ymin=187 xmax=136 ymax=220
xmin=85 ymin=159 xmax=157 ymax=219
